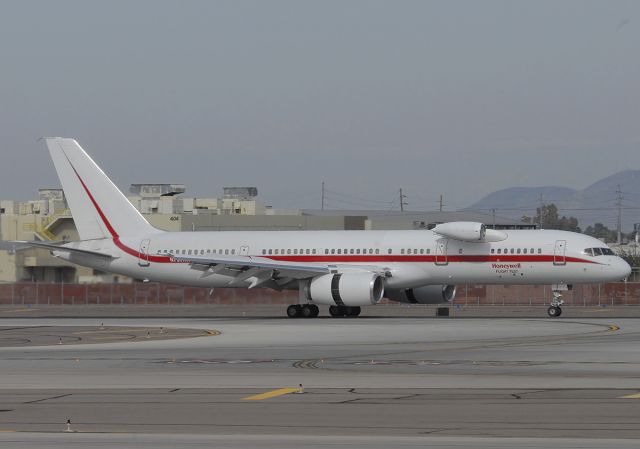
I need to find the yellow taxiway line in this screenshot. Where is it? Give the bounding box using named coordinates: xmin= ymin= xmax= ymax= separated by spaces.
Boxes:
xmin=243 ymin=388 xmax=302 ymax=401
xmin=620 ymin=393 xmax=640 ymax=399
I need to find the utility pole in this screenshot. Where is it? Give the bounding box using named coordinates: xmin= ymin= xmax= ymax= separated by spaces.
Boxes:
xmin=399 ymin=188 xmax=408 ymax=212
xmin=321 ymin=181 xmax=325 ymax=211
xmin=538 ymin=193 xmax=544 ymax=229
xmin=439 ymin=194 xmax=444 ymax=212
xmin=616 ymin=184 xmax=623 ymax=244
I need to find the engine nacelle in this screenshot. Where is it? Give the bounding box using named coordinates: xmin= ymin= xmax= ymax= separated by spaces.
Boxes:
xmin=307 ymin=273 xmax=384 ymax=307
xmin=433 ymin=222 xmax=486 ymax=242
xmin=385 ymin=285 xmax=456 ymax=304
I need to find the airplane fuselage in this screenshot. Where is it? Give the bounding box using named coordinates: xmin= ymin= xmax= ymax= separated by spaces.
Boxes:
xmin=59 ymin=228 xmax=630 ymax=289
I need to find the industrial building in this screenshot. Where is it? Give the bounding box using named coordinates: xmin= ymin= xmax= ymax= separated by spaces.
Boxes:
xmin=0 ymin=184 xmax=532 ymax=283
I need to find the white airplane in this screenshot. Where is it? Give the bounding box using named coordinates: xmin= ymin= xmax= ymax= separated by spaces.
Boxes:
xmin=18 ymin=138 xmax=631 ymax=318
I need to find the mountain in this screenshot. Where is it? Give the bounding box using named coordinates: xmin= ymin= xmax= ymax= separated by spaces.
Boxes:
xmin=466 ymin=170 xmax=640 ymax=231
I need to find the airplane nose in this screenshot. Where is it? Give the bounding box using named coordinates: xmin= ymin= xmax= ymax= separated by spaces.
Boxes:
xmin=616 ymin=258 xmax=632 ymax=280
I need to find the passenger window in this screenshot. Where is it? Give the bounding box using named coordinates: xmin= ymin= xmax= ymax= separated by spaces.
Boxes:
xmin=523 ymin=248 xmax=527 ymax=254
xmin=420 ymin=249 xmax=424 ymax=254
xmin=344 ymin=249 xmax=348 ymax=254
xmin=338 ymin=249 xmax=342 ymax=254
xmin=293 ymin=249 xmax=298 ymax=255
xmin=538 ymin=248 xmax=542 ymax=254
xmin=427 ymin=249 xmax=430 ymax=254
xmin=530 ymin=248 xmax=534 ymax=254
xmin=306 ymin=249 xmax=310 ymax=255
xmin=517 ymin=248 xmax=521 ymax=254
xmin=268 ymin=249 xmax=273 ymax=255
xmin=275 ymin=249 xmax=279 ymax=255
xmin=388 ymin=249 xmax=392 ymax=254
xmin=459 ymin=248 xmax=463 ymax=254
xmin=331 ymin=249 xmax=335 ymax=254
xmin=231 ymin=249 xmax=235 ymax=255
xmin=225 ymin=249 xmax=229 ymax=255
xmin=375 ymin=249 xmax=380 ymax=254
xmin=188 ymin=249 xmax=192 ymax=255
xmin=401 ymin=249 xmax=405 ymax=255
xmin=312 ymin=249 xmax=316 ymax=254
xmin=356 ymin=249 xmax=361 ymax=254
xmin=491 ymin=249 xmax=495 ymax=254
xmin=350 ymin=249 xmax=355 ymax=254
xmin=509 ymin=249 xmax=514 ymax=254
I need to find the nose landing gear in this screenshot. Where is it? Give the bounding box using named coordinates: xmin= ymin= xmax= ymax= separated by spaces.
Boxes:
xmin=547 ymin=290 xmax=564 ymax=317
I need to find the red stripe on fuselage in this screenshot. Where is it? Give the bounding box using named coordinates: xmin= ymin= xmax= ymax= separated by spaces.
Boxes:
xmin=68 ymin=165 xmax=599 ymax=268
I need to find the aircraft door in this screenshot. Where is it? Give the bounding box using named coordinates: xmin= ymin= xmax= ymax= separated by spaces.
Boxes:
xmin=138 ymin=239 xmax=151 ymax=267
xmin=435 ymin=239 xmax=448 ymax=265
xmin=240 ymin=245 xmax=250 ymax=256
xmin=553 ymin=240 xmax=566 ymax=266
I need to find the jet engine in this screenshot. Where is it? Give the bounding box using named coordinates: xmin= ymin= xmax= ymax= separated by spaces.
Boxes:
xmin=433 ymin=222 xmax=486 ymax=241
xmin=307 ymin=273 xmax=384 ymax=306
xmin=385 ymin=285 xmax=456 ymax=304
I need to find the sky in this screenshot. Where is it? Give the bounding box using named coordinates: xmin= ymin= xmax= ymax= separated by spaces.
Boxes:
xmin=0 ymin=0 xmax=638 ymax=212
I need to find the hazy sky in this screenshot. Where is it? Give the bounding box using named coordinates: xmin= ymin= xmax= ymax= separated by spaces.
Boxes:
xmin=0 ymin=0 xmax=638 ymax=211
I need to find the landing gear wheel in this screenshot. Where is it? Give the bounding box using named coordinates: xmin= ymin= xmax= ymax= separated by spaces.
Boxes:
xmin=547 ymin=306 xmax=562 ymax=318
xmin=287 ymin=305 xmax=302 ymax=318
xmin=345 ymin=306 xmax=361 ymax=317
xmin=308 ymin=304 xmax=319 ymax=318
xmin=301 ymin=305 xmax=315 ymax=318
xmin=329 ymin=305 xmax=343 ymax=317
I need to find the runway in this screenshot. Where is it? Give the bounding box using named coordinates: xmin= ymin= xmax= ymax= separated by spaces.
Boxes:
xmin=1 ymin=312 xmax=640 ymax=447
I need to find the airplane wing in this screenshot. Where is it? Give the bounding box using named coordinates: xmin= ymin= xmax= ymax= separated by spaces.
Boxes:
xmin=12 ymin=241 xmax=116 ymax=259
xmin=169 ymin=254 xmax=385 ymax=288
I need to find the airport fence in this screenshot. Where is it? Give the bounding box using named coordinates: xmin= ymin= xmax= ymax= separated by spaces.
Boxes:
xmin=0 ymin=281 xmax=639 ymax=307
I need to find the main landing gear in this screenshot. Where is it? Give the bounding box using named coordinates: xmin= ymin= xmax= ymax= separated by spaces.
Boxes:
xmin=547 ymin=290 xmax=565 ymax=318
xmin=287 ymin=304 xmax=319 ymax=318
xmin=329 ymin=305 xmax=361 ymax=318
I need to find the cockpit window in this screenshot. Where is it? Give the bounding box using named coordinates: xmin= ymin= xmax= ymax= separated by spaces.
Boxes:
xmin=584 ymin=247 xmax=615 ymax=256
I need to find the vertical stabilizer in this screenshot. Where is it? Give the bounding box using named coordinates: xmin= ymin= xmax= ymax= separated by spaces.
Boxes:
xmin=45 ymin=137 xmax=157 ymax=240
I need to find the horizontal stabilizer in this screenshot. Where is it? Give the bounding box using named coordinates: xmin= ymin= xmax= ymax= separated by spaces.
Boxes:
xmin=13 ymin=241 xmax=116 ymax=259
